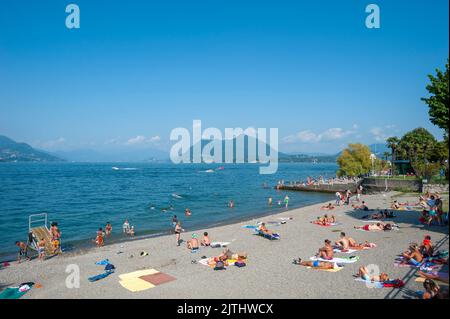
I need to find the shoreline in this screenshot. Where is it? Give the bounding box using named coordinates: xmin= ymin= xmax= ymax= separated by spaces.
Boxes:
xmin=0 ymin=194 xmax=335 ymax=263
xmin=0 ymin=192 xmax=448 ymax=299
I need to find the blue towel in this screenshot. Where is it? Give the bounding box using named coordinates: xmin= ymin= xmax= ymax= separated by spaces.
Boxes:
xmin=95 ymin=259 xmax=110 ymax=266
xmin=88 ymin=271 xmax=114 ymax=282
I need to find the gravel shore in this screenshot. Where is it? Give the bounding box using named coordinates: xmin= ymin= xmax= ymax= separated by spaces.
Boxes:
xmin=0 ymin=192 xmax=448 ymax=299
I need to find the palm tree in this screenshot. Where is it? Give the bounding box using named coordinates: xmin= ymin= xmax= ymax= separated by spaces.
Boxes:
xmin=386 ymin=137 xmax=399 ymax=175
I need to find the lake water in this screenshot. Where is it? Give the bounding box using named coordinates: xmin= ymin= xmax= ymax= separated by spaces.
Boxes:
xmin=0 ymin=162 xmax=337 ymax=259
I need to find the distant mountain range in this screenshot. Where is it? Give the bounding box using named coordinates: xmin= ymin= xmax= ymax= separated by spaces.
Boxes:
xmin=0 ymin=135 xmax=65 ymax=162
xmin=0 ymin=134 xmax=391 ymax=164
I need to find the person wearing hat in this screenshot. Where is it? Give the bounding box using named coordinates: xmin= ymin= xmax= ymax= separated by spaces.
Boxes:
xmin=187 ymin=233 xmax=199 ymax=250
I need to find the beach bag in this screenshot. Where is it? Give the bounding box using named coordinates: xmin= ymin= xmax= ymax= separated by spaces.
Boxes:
xmin=383 ymin=279 xmax=404 ymax=288
xmin=105 ymin=264 xmax=115 ymax=272
xmin=214 ymin=260 xmax=225 ymax=271
xmin=235 ymin=261 xmax=246 ymax=268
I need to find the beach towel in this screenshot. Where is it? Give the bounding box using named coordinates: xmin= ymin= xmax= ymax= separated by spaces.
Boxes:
xmin=210 ymin=242 xmax=231 ymax=248
xmin=354 ymin=278 xmax=404 ymax=288
xmin=254 ymin=230 xmax=280 ymax=240
xmin=0 ymin=283 xmax=34 ymax=299
xmin=354 ymin=278 xmax=384 ymax=288
xmin=119 ymin=277 xmax=155 ymax=292
xmin=310 ymin=256 xmax=359 ymax=264
xmin=242 ymin=225 xmax=258 ymax=229
xmin=333 ymin=248 xmax=358 ymax=254
xmin=118 ymin=269 xmax=175 ymax=292
xmin=139 ymin=272 xmax=176 ymax=286
xmin=306 ymin=265 xmax=343 ymax=272
xmin=88 ymin=271 xmax=114 ymax=282
xmin=95 ymin=259 xmax=110 ymax=266
xmin=311 ymin=221 xmax=341 ymax=227
xmin=119 ymin=269 xmax=159 ymax=281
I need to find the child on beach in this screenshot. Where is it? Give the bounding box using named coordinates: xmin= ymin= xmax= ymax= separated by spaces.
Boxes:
xmin=95 ymin=228 xmax=104 ymax=247
xmin=129 ymin=226 xmax=135 ymax=237
xmin=105 ymin=222 xmax=112 ymax=236
xmin=38 ymin=238 xmax=46 ymax=261
xmin=201 ymin=232 xmax=211 ymax=246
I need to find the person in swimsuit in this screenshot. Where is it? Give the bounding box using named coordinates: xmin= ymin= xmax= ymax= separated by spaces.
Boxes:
xmin=201 ymin=232 xmax=211 ymax=246
xmin=187 ymin=233 xmax=199 ymax=250
xmin=105 ymin=222 xmax=112 ymax=236
xmin=123 ymin=219 xmax=130 ymax=234
xmin=335 ymin=232 xmax=350 ymax=251
xmin=317 ymin=239 xmax=334 ymax=260
xmin=420 ymin=235 xmax=434 ymax=257
xmin=268 ymin=197 xmax=273 ymax=206
xmin=172 ymin=215 xmax=178 ymax=227
xmin=401 ymin=244 xmax=424 ymax=266
xmin=293 ymin=258 xmax=336 ymax=270
xmin=95 ymin=228 xmax=104 ymax=247
xmin=356 ymin=266 xmax=389 ymax=282
xmin=258 ymin=223 xmax=273 ymax=236
xmin=418 ymin=271 xmax=449 ymax=284
xmin=38 ymin=238 xmax=46 ymax=261
xmin=354 ymin=223 xmax=384 ymax=231
xmin=16 ymin=241 xmax=30 ymax=263
xmin=321 ymin=203 xmax=335 ymax=210
xmin=284 ymin=195 xmax=289 ymax=209
xmin=185 ymin=208 xmax=192 ymax=217
xmin=174 ymin=222 xmax=182 ymax=246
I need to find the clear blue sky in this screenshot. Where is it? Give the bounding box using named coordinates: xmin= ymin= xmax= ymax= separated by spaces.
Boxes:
xmin=0 ymin=0 xmax=448 ymax=154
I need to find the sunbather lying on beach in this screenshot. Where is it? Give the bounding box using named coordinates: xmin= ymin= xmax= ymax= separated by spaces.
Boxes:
xmin=334 ymin=232 xmax=374 ymax=251
xmin=313 ymin=214 xmax=336 ymax=225
xmin=187 ymin=234 xmax=200 ymax=250
xmin=321 ymin=203 xmax=335 ymax=210
xmin=354 ymin=222 xmax=395 ymax=231
xmin=292 ymin=258 xmax=337 ymax=270
xmin=316 ymin=239 xmax=334 ymax=260
xmin=352 ymin=201 xmax=369 ymax=211
xmin=218 ymin=248 xmax=247 ymax=262
xmin=401 ymin=244 xmax=424 ymax=266
xmin=356 ymin=266 xmax=389 ymax=282
xmin=364 ymin=210 xmax=396 ymax=220
xmin=258 ymin=223 xmax=273 ymax=236
xmin=418 ymin=270 xmax=449 ymax=283
xmin=391 ymin=200 xmax=409 ymax=210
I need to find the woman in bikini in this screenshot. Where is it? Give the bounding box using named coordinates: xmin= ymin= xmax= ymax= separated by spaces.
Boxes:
xmin=174 ymin=222 xmax=182 ymax=246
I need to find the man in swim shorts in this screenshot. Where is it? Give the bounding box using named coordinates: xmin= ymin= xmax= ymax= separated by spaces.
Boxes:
xmin=335 ymin=232 xmax=350 ymax=251
xmin=293 ymin=258 xmax=336 ymax=270
xmin=317 ymin=239 xmax=334 ymax=260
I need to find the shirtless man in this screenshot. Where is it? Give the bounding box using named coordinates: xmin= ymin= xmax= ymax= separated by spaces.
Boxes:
xmin=293 ymin=258 xmax=336 ymax=270
xmin=15 ymin=241 xmax=30 ymax=263
xmin=401 ymin=244 xmax=424 ymax=266
xmin=258 ymin=223 xmax=273 ymax=236
xmin=105 ymin=222 xmax=112 ymax=236
xmin=354 ymin=223 xmax=384 ymax=231
xmin=317 ymin=239 xmax=334 ymax=260
xmin=187 ymin=234 xmax=199 ymax=250
xmin=335 ymin=232 xmax=351 ymax=250
xmin=201 ymin=232 xmax=211 ymax=246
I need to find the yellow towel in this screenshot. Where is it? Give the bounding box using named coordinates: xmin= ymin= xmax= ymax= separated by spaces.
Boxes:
xmin=119 ymin=278 xmax=155 ymax=292
xmin=119 ymin=269 xmax=159 ymax=281
xmin=307 ymin=266 xmax=343 ymax=272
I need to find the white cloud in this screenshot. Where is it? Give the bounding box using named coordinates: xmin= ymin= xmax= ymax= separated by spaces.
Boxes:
xmin=282 ymin=127 xmax=355 ymax=144
xmin=370 ymin=126 xmax=393 ymax=142
xmin=126 ymin=135 xmax=161 ymax=146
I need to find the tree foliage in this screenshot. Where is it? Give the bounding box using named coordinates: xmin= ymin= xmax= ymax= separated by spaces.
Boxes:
xmin=337 ymin=143 xmax=372 ymax=177
xmin=421 ymin=59 xmax=449 ymax=138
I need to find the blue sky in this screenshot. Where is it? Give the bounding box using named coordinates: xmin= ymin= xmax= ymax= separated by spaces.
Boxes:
xmin=0 ymin=0 xmax=448 ymax=154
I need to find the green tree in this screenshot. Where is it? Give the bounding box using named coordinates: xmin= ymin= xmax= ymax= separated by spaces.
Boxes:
xmin=337 ymin=143 xmax=372 ymax=177
xmin=386 ymin=136 xmax=400 ymax=175
xmin=421 ymin=59 xmax=449 ymax=139
xmin=398 ymin=127 xmax=437 ymax=178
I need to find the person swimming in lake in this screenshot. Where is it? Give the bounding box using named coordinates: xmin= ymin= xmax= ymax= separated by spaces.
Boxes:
xmin=185 ymin=208 xmax=192 ymax=217
xmin=268 ymin=197 xmax=273 ymax=206
xmin=187 ymin=233 xmax=199 ymax=250
xmin=292 ymin=258 xmax=337 ymax=270
xmin=129 ymin=226 xmax=135 ymax=237
xmin=105 ymin=222 xmax=112 ymax=236
xmin=316 ymin=239 xmax=334 ymax=260
xmin=201 ymin=232 xmax=211 ymax=246
xmin=229 ymin=200 xmax=234 ymax=209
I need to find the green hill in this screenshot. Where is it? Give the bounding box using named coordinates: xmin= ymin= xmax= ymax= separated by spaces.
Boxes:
xmin=0 ymin=135 xmax=65 ymax=162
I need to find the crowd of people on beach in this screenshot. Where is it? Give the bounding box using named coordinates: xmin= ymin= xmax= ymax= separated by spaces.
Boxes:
xmin=10 ymin=177 xmax=449 ymax=300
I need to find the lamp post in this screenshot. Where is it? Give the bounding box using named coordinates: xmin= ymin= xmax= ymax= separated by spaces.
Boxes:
xmin=370 ymin=153 xmax=376 ymax=176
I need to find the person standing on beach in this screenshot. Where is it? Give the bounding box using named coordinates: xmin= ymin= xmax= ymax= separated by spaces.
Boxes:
xmin=123 ymin=219 xmax=130 ymax=234
xmin=284 ymin=195 xmax=290 ymax=209
xmin=105 ymin=222 xmax=112 ymax=236
xmin=345 ymin=189 xmax=352 ymax=205
xmin=335 ymin=192 xmax=341 ymax=206
xmin=15 ymin=241 xmax=30 ymax=263
xmin=172 ymin=215 xmax=178 ymax=227
xmin=357 ymin=185 xmax=363 ymax=202
xmin=174 ymin=222 xmax=182 ymax=246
